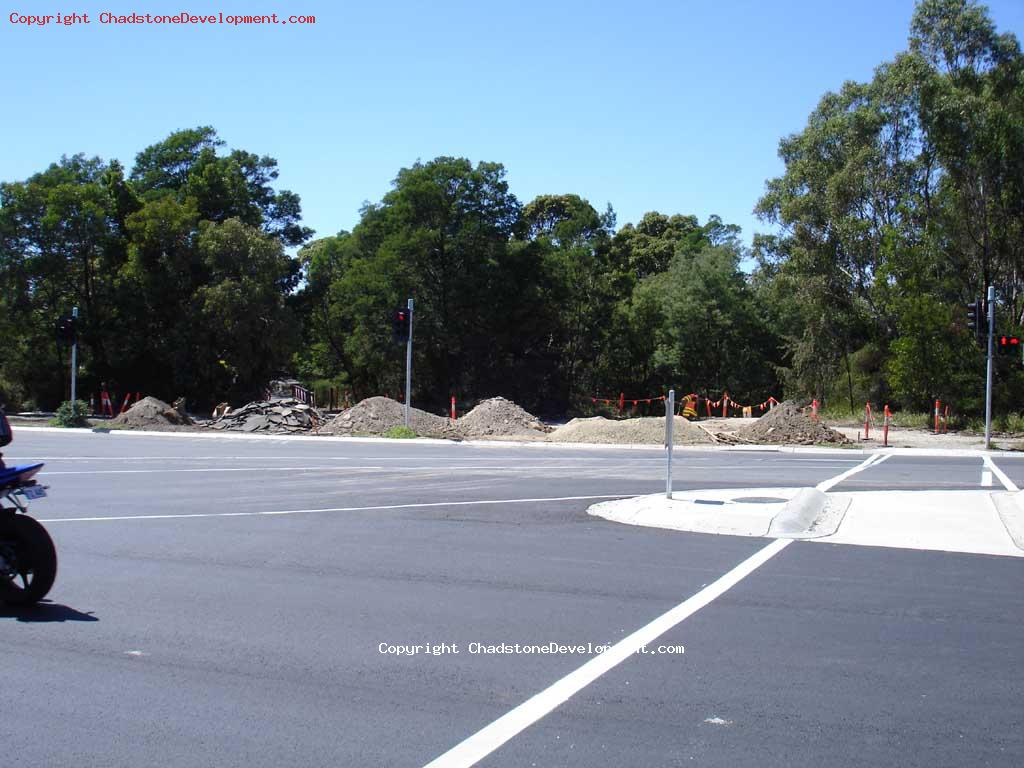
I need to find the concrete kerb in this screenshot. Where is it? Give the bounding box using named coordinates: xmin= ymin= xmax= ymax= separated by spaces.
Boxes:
xmin=766 ymin=487 xmax=828 ymax=536
xmin=588 ymin=486 xmax=840 ymax=540
xmin=12 ymin=425 xmax=875 ymax=455
xmin=990 ymin=491 xmax=1024 ymax=551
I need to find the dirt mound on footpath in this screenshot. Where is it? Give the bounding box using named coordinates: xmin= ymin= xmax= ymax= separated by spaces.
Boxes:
xmin=111 ymin=396 xmax=194 ymax=429
xmin=548 ymin=416 xmax=715 ymax=445
xmin=454 ymin=397 xmax=549 ymax=439
xmin=730 ymin=400 xmax=850 ymax=445
xmin=322 ymin=396 xmax=452 ymax=437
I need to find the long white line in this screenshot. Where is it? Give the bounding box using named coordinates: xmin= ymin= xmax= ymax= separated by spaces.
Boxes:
xmin=36 ymin=494 xmax=633 ymax=523
xmin=420 ymin=538 xmax=792 ymax=768
xmin=40 ymin=463 xmax=855 ymax=476
xmin=983 ymin=455 xmax=1019 ymax=491
xmin=43 ymin=466 xmax=381 ymax=475
xmin=815 ymin=452 xmax=890 ymax=492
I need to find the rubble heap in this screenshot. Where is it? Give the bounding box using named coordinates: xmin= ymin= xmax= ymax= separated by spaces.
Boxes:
xmin=454 ymin=397 xmax=549 ymax=438
xmin=321 ymin=396 xmax=452 ymax=437
xmin=548 ymin=415 xmax=714 ymax=445
xmin=730 ymin=400 xmax=849 ymax=445
xmin=207 ymin=398 xmax=321 ymax=433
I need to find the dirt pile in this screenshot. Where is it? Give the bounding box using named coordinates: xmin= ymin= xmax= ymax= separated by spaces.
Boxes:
xmin=207 ymin=398 xmax=321 ymax=433
xmin=112 ymin=396 xmax=194 ymax=429
xmin=548 ymin=416 xmax=714 ymax=445
xmin=454 ymin=397 xmax=549 ymax=438
xmin=322 ymin=397 xmax=451 ymax=437
xmin=730 ymin=400 xmax=850 ymax=445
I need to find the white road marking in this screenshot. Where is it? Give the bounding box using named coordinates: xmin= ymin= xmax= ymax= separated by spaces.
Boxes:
xmin=40 ymin=463 xmax=855 ymax=476
xmin=44 ymin=466 xmax=382 ymax=475
xmin=37 ymin=494 xmax=634 ymax=523
xmin=982 ymin=470 xmax=993 ymax=487
xmin=983 ymin=455 xmax=1019 ymax=491
xmin=420 ymin=538 xmax=791 ymax=768
xmin=814 ymin=453 xmax=889 ymax=493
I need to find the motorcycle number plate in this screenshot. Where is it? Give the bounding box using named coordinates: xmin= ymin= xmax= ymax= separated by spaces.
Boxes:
xmin=21 ymin=486 xmax=46 ymax=500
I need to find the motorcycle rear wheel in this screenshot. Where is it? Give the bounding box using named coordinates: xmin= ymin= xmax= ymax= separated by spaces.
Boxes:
xmin=0 ymin=514 xmax=57 ymax=605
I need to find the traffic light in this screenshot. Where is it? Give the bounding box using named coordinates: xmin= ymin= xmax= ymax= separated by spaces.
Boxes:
xmin=966 ymin=299 xmax=983 ymax=342
xmin=55 ymin=314 xmax=77 ymax=344
xmin=391 ymin=307 xmax=410 ymax=343
xmin=997 ymin=335 xmax=1021 ymax=356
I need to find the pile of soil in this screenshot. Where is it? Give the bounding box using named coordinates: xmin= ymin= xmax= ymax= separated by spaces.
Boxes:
xmin=548 ymin=416 xmax=714 ymax=445
xmin=111 ymin=396 xmax=194 ymax=429
xmin=730 ymin=400 xmax=850 ymax=445
xmin=454 ymin=397 xmax=549 ymax=439
xmin=207 ymin=398 xmax=321 ymax=433
xmin=322 ymin=397 xmax=452 ymax=438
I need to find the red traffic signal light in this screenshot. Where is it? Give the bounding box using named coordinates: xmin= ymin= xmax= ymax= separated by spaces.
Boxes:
xmin=998 ymin=335 xmax=1021 ymax=356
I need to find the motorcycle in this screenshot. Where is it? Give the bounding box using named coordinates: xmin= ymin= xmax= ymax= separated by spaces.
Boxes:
xmin=0 ymin=408 xmax=57 ymax=605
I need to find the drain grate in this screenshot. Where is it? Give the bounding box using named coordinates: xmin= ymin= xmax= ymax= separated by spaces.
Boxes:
xmin=731 ymin=496 xmax=788 ymax=504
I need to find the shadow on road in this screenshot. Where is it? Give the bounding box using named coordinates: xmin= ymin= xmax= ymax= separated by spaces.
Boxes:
xmin=0 ymin=601 xmax=98 ymax=623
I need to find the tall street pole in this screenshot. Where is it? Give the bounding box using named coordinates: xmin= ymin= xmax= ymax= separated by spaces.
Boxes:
xmin=665 ymin=389 xmax=675 ymax=499
xmin=405 ymin=298 xmax=413 ymax=428
xmin=70 ymin=306 xmax=79 ymax=405
xmin=985 ymin=285 xmax=994 ymax=450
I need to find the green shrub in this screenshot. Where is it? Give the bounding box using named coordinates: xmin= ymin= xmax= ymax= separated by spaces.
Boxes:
xmin=51 ymin=399 xmax=91 ymax=428
xmin=383 ymin=425 xmax=417 ymax=439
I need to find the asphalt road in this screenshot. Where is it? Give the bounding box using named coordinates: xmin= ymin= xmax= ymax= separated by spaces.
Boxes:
xmin=2 ymin=429 xmax=1022 ymax=767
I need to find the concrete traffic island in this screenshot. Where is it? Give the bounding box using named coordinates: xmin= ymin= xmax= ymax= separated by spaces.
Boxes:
xmin=588 ymin=486 xmax=848 ymax=539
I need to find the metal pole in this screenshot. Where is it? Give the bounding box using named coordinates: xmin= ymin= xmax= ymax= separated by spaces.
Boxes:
xmin=985 ymin=285 xmax=995 ymax=450
xmin=70 ymin=306 xmax=78 ymax=405
xmin=665 ymin=389 xmax=675 ymax=499
xmin=404 ymin=298 xmax=413 ymax=428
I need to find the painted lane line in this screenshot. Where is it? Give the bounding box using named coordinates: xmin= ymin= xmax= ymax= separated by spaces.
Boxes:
xmin=420 ymin=538 xmax=791 ymax=768
xmin=814 ymin=452 xmax=890 ymax=493
xmin=37 ymin=494 xmax=633 ymax=523
xmin=982 ymin=470 xmax=994 ymax=487
xmin=43 ymin=466 xmax=384 ymax=475
xmin=38 ymin=463 xmax=859 ymax=477
xmin=17 ymin=455 xmax=673 ymax=462
xmin=983 ymin=455 xmax=1019 ymax=491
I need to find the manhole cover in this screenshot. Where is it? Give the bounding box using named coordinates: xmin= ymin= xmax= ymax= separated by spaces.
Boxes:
xmin=731 ymin=496 xmax=787 ymax=504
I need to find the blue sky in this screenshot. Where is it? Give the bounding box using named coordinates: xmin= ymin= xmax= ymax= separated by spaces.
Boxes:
xmin=3 ymin=0 xmax=1024 ymax=247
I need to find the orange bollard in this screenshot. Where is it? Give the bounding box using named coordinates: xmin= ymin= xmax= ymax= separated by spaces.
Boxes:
xmin=618 ymin=392 xmax=625 ymax=417
xmin=812 ymin=399 xmax=819 ymax=420
xmin=864 ymin=402 xmax=871 ymax=440
xmin=722 ymin=394 xmax=729 ymax=418
xmin=883 ymin=404 xmax=891 ymax=447
xmin=934 ymin=399 xmax=940 ymax=434
xmin=450 ymin=396 xmax=456 ymax=420
xmin=119 ymin=393 xmax=132 ymax=414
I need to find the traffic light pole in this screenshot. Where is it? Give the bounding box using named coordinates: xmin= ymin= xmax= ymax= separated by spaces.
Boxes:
xmin=70 ymin=306 xmax=78 ymax=405
xmin=665 ymin=389 xmax=675 ymax=499
xmin=985 ymin=285 xmax=994 ymax=450
xmin=404 ymin=298 xmax=413 ymax=428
